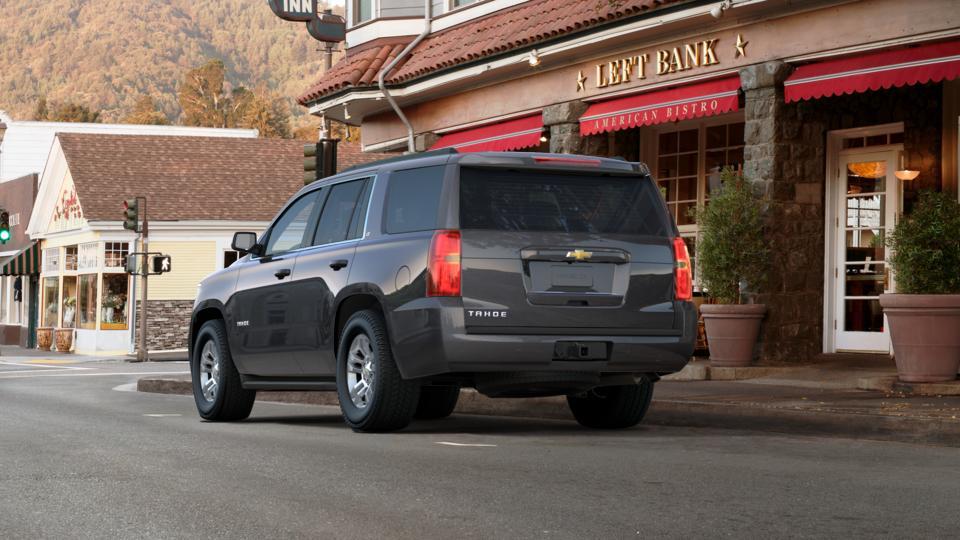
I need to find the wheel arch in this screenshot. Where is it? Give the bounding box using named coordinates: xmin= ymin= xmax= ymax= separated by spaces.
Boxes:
xmin=189 ymin=300 xmax=226 ymax=359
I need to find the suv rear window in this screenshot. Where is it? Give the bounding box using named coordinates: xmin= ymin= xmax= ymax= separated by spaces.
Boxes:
xmin=459 ymin=168 xmax=670 ymax=236
xmin=384 ymin=166 xmax=445 ymax=234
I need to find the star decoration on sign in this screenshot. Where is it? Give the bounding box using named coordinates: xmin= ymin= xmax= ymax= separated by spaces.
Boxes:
xmin=576 ymin=70 xmax=587 ymax=92
xmin=735 ymin=34 xmax=748 ymax=58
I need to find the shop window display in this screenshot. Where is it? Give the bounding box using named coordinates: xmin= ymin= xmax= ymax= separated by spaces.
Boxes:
xmin=78 ymin=274 xmax=98 ymax=330
xmin=104 ymin=242 xmax=129 ymax=268
xmin=42 ymin=277 xmax=59 ymax=327
xmin=61 ymin=276 xmax=78 ymax=328
xmin=101 ymin=274 xmax=129 ymax=330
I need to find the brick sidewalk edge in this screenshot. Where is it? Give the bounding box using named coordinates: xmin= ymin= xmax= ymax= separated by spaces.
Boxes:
xmin=137 ymin=377 xmax=960 ymax=447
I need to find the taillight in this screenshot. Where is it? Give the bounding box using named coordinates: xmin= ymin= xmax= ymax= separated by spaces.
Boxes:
xmin=673 ymin=237 xmax=693 ymax=301
xmin=427 ymin=230 xmax=461 ymax=297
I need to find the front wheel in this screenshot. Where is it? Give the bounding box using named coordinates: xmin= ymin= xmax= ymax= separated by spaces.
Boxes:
xmin=336 ymin=310 xmax=420 ymax=432
xmin=566 ymin=378 xmax=654 ymax=429
xmin=191 ymin=319 xmax=255 ymax=421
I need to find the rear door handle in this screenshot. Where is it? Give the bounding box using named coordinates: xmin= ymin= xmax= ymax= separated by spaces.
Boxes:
xmin=329 ymin=260 xmax=349 ymax=271
xmin=274 ymin=268 xmax=291 ymax=280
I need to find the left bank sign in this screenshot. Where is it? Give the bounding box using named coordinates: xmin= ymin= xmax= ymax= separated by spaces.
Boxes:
xmin=268 ymin=0 xmax=316 ymax=22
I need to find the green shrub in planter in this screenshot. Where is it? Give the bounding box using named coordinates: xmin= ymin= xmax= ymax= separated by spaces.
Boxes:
xmin=887 ymin=190 xmax=960 ymax=294
xmin=694 ymin=168 xmax=768 ymax=304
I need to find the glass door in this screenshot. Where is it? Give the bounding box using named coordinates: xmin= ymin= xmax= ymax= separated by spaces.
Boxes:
xmin=834 ymin=150 xmax=898 ymax=352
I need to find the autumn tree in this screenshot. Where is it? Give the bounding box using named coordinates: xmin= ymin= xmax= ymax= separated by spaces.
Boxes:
xmin=236 ymin=85 xmax=291 ymax=138
xmin=178 ymin=59 xmax=231 ymax=128
xmin=122 ymin=96 xmax=170 ymax=125
xmin=33 ymin=98 xmax=102 ymax=123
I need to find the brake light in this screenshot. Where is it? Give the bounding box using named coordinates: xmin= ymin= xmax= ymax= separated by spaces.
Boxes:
xmin=532 ymin=156 xmax=602 ymax=167
xmin=427 ymin=230 xmax=461 ymax=297
xmin=673 ymin=237 xmax=693 ymax=301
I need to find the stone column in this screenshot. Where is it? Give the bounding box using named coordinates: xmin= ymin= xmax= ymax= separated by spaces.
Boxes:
xmin=543 ymin=101 xmax=588 ymax=154
xmin=740 ymin=61 xmax=827 ymax=363
xmin=415 ymin=132 xmax=440 ymax=153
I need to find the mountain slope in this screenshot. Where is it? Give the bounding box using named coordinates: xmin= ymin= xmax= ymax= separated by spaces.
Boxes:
xmin=0 ymin=0 xmax=335 ymax=123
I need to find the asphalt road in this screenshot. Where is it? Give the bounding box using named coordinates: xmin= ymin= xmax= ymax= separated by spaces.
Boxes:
xmin=1 ymin=359 xmax=959 ymax=539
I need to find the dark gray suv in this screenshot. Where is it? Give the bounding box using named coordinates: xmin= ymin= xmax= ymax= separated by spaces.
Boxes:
xmin=189 ymin=151 xmax=696 ymax=432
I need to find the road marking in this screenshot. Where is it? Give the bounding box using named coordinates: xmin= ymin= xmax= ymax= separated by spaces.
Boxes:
xmin=21 ymin=359 xmax=77 ymax=365
xmin=0 ymin=360 xmax=88 ymax=371
xmin=143 ymin=414 xmax=182 ymax=418
xmin=435 ymin=441 xmax=498 ymax=448
xmin=0 ymin=370 xmax=189 ymax=380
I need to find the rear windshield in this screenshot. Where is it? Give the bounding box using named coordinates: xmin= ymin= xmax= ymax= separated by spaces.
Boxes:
xmin=459 ymin=167 xmax=671 ymax=236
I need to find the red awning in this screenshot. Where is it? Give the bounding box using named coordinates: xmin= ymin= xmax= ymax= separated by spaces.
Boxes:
xmin=579 ymin=77 xmax=740 ymax=136
xmin=785 ymin=40 xmax=960 ymax=103
xmin=431 ymin=115 xmax=543 ymax=152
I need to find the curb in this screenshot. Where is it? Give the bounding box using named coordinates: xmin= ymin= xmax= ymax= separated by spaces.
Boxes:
xmin=136 ymin=377 xmax=960 ymax=446
xmin=857 ymin=375 xmax=960 ymax=396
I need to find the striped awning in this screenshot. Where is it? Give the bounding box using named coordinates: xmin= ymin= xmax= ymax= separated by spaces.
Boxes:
xmin=785 ymin=40 xmax=960 ymax=103
xmin=1 ymin=242 xmax=40 ymax=276
xmin=430 ymin=115 xmax=544 ymax=153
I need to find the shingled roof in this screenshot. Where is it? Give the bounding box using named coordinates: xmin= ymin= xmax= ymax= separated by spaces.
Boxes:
xmin=57 ymin=134 xmax=307 ymax=222
xmin=299 ymin=0 xmax=684 ymax=105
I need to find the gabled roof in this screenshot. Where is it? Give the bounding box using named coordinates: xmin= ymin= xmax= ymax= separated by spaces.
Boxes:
xmin=56 ymin=133 xmax=305 ymax=222
xmin=299 ymin=0 xmax=684 ymax=105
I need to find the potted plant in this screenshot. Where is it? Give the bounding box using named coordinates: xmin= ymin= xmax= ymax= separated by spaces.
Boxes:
xmin=36 ymin=327 xmax=53 ymax=351
xmin=880 ymin=191 xmax=960 ymax=382
xmin=102 ymin=294 xmax=121 ymax=323
xmin=62 ymin=296 xmax=76 ymax=327
xmin=55 ymin=327 xmax=74 ymax=353
xmin=695 ymin=168 xmax=769 ymax=367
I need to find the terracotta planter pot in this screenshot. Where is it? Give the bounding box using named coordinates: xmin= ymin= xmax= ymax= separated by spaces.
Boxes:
xmin=879 ymin=294 xmax=960 ymax=383
xmin=36 ymin=327 xmax=53 ymax=351
xmin=700 ymin=304 xmax=766 ymax=367
xmin=55 ymin=328 xmax=74 ymax=353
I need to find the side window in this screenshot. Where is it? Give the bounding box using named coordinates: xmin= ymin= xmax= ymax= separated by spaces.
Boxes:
xmin=349 ymin=179 xmax=374 ymax=240
xmin=384 ymin=166 xmax=445 ymax=234
xmin=314 ymin=179 xmax=368 ymax=246
xmin=264 ymin=191 xmax=322 ymax=256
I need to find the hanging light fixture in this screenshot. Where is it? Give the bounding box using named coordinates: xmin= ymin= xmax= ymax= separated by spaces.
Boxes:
xmin=895 ymin=150 xmax=919 ymax=181
xmin=527 ymin=49 xmax=542 ymax=68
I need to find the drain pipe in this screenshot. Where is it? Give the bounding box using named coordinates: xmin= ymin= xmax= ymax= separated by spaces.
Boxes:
xmin=378 ymin=0 xmax=432 ymax=153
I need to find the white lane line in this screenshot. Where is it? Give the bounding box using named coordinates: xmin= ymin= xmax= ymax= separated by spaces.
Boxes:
xmin=435 ymin=441 xmax=498 ymax=448
xmin=0 ymin=371 xmax=189 ymax=380
xmin=143 ymin=414 xmax=182 ymax=418
xmin=112 ymin=383 xmax=139 ymax=392
xmin=0 ymin=361 xmax=90 ymax=371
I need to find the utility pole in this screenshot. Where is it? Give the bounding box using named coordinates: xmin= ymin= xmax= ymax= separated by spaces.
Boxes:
xmin=138 ymin=196 xmax=148 ymax=362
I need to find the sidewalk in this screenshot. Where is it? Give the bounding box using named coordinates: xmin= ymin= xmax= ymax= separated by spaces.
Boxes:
xmin=136 ymin=357 xmax=960 ymax=446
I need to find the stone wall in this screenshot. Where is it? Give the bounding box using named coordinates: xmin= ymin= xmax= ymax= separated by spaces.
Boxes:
xmin=133 ymin=299 xmax=192 ymax=351
xmin=742 ymin=61 xmax=943 ymax=362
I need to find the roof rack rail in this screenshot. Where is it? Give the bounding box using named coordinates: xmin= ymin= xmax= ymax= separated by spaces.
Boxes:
xmin=340 ymin=147 xmax=457 ymax=174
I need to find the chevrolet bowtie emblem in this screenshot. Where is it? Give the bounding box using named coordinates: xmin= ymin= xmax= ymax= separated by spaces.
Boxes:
xmin=566 ymin=249 xmax=593 ymax=261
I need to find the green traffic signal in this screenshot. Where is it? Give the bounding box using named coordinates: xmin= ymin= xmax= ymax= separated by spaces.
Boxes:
xmin=0 ymin=211 xmax=9 ymax=244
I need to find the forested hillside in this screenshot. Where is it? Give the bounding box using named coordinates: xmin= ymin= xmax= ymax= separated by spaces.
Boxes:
xmin=0 ymin=0 xmax=337 ymax=123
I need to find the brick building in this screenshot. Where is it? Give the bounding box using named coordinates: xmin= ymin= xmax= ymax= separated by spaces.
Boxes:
xmin=299 ymin=0 xmax=960 ymax=361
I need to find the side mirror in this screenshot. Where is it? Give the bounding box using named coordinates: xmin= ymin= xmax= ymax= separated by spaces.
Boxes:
xmin=232 ymin=232 xmax=261 ymax=256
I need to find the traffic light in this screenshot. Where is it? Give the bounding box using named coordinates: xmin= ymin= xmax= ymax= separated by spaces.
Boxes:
xmin=0 ymin=212 xmax=9 ymax=244
xmin=303 ymin=139 xmax=338 ymax=184
xmin=123 ymin=198 xmax=139 ymax=231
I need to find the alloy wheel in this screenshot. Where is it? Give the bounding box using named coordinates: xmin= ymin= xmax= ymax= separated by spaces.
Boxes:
xmin=346 ymin=333 xmax=376 ymax=409
xmin=199 ymin=340 xmax=220 ymax=403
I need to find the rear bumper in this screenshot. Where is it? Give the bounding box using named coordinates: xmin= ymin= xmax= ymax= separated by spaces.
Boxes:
xmin=388 ymin=298 xmax=696 ymax=379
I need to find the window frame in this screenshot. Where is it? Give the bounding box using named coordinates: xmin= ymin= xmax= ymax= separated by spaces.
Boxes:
xmin=259 ymin=190 xmax=325 ymax=258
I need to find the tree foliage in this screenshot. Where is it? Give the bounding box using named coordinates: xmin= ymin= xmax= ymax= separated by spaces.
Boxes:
xmin=121 ymin=96 xmax=170 ymax=125
xmin=694 ymin=168 xmax=769 ymax=304
xmin=32 ymin=98 xmax=101 ymax=123
xmin=887 ymin=191 xmax=960 ymax=294
xmin=178 ymin=59 xmax=231 ymax=128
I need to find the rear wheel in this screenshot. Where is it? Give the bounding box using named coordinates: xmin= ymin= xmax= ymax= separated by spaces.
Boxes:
xmin=415 ymin=385 xmax=460 ymax=419
xmin=191 ymin=319 xmax=255 ymax=421
xmin=566 ymin=377 xmax=654 ymax=429
xmin=336 ymin=310 xmax=420 ymax=432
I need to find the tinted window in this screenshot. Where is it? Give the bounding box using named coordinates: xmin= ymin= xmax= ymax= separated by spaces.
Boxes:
xmin=264 ymin=191 xmax=321 ymax=256
xmin=349 ymin=179 xmax=374 ymax=240
xmin=385 ymin=166 xmax=444 ymax=234
xmin=314 ymin=179 xmax=367 ymax=246
xmin=459 ymin=168 xmax=670 ymax=236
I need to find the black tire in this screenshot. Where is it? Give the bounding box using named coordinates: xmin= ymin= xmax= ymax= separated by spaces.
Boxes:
xmin=191 ymin=319 xmax=256 ymax=421
xmin=566 ymin=378 xmax=654 ymax=429
xmin=414 ymin=385 xmax=460 ymax=420
xmin=336 ymin=309 xmax=420 ymax=432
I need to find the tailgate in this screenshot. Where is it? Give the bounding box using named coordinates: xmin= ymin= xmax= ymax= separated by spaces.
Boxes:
xmin=458 ymin=166 xmax=679 ymax=334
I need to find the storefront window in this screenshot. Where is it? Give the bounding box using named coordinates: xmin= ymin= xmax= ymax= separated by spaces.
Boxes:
xmin=657 ymin=128 xmax=700 ymax=226
xmin=42 ymin=277 xmax=59 ymax=327
xmin=101 ymin=274 xmax=129 ymax=330
xmin=64 ymin=246 xmax=78 ymax=271
xmin=355 ymin=0 xmax=373 ymax=23
xmin=61 ymin=276 xmax=78 ymax=328
xmin=79 ymin=242 xmax=100 ymax=271
xmin=78 ymin=274 xmax=98 ymax=330
xmin=224 ymin=250 xmax=240 ymax=268
xmin=104 ymin=242 xmax=129 ymax=268
xmin=43 ymin=248 xmax=59 ymax=273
